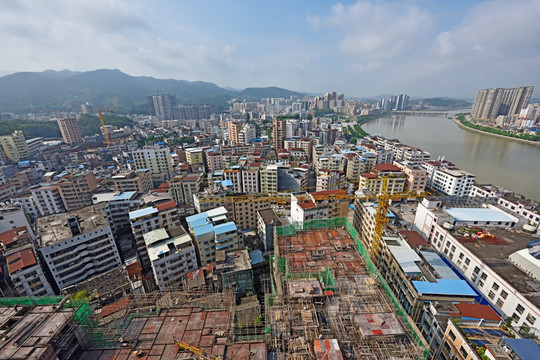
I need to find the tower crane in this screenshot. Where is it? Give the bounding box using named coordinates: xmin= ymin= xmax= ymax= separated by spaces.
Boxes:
xmin=97 ymin=106 xmax=114 ymax=147
xmin=196 ymin=180 xmax=430 ymax=261
xmin=174 ymin=338 xmax=222 ymax=360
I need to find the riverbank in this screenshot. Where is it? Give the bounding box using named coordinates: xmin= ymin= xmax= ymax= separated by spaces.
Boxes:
xmin=453 ymin=116 xmax=540 ymax=147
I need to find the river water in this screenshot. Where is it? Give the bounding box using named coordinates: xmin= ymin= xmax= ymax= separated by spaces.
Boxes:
xmin=361 ymin=111 xmax=540 ymax=201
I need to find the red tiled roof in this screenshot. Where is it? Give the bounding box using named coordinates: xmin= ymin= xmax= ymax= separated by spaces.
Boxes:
xmin=361 ymin=172 xmax=377 ymax=179
xmin=126 ymin=262 xmax=142 ymax=280
xmin=374 ymin=163 xmax=402 ymax=172
xmin=101 ymin=297 xmax=129 ymax=318
xmin=0 ymin=226 xmax=29 ymax=247
xmin=449 ymin=303 xmax=501 ymax=321
xmin=299 ymin=201 xmax=317 ymax=210
xmin=158 ymin=182 xmax=170 ymax=189
xmin=399 ymin=230 xmax=428 ymax=248
xmin=310 ymin=189 xmax=347 ymax=197
xmin=290 ymin=148 xmax=304 ymax=151
xmin=6 ymin=248 xmax=37 ymax=275
xmin=156 ymin=200 xmax=177 ymax=212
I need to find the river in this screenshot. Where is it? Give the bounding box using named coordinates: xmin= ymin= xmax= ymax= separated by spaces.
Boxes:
xmin=361 ymin=111 xmax=540 ymax=201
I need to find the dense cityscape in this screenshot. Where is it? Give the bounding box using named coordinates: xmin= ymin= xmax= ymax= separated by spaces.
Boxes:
xmin=0 ymin=82 xmax=538 ymax=360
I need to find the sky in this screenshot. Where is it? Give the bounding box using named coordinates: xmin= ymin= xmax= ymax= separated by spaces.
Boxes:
xmin=1 ymin=0 xmax=539 ymax=98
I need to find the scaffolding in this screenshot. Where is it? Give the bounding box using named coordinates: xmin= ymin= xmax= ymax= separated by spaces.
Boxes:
xmin=269 ymin=218 xmax=430 ymax=360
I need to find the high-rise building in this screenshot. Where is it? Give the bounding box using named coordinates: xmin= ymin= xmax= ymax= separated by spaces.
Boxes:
xmin=0 ymin=130 xmax=31 ymax=162
xmin=57 ymin=118 xmax=83 ymax=145
xmin=272 ymin=118 xmax=286 ymax=150
xmin=471 ymin=86 xmax=534 ymax=120
xmin=147 ymin=93 xmax=176 ymax=120
xmin=227 ymin=121 xmax=242 ymax=146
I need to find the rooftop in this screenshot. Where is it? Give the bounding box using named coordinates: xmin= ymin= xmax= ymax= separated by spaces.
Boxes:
xmin=257 ymin=208 xmax=281 ymax=226
xmin=36 ymin=203 xmax=109 ymax=246
xmin=455 ymin=227 xmax=540 ymax=307
xmin=92 ymin=191 xmax=138 ymax=203
xmin=412 ymin=279 xmax=477 ymax=297
xmin=6 ymin=248 xmax=37 ymax=275
xmin=445 ymin=207 xmax=517 ymax=223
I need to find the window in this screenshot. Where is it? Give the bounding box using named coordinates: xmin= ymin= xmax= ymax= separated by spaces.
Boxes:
xmin=492 ymin=283 xmax=499 ymax=291
xmin=459 ymin=253 xmax=464 ymax=260
xmin=496 ymin=299 xmax=504 ymax=308
xmin=500 ymin=290 xmax=508 ymax=300
xmin=473 ymin=266 xmax=480 ymax=274
xmin=516 ymin=304 xmax=525 ymax=314
xmin=526 ymin=314 xmax=536 ymax=325
xmin=449 ymin=330 xmax=456 ymax=341
xmin=479 ymin=280 xmax=484 ymax=288
xmin=480 ymin=273 xmax=487 ymax=281
xmin=465 ymin=258 xmax=470 ymax=266
xmin=488 ymin=290 xmax=495 ymax=300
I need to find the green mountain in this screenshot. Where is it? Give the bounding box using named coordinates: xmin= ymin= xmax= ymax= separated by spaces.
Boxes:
xmin=0 ymin=70 xmax=305 ymax=113
xmin=237 ymin=86 xmax=302 ymax=100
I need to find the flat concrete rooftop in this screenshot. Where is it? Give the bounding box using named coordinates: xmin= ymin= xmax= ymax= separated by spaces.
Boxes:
xmin=456 ymin=228 xmax=540 ymax=307
xmin=36 ymin=203 xmax=109 ymax=246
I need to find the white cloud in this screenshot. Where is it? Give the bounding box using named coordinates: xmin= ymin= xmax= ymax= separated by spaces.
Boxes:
xmin=310 ymin=1 xmax=434 ymax=61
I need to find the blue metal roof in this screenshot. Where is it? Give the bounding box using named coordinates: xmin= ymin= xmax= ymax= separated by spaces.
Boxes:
xmin=503 ymin=338 xmax=540 ymax=359
xmin=249 ymin=250 xmax=264 ymax=265
xmin=114 ymin=191 xmax=136 ymax=200
xmin=129 ymin=207 xmax=157 ymax=220
xmin=186 ymin=212 xmax=209 ymax=229
xmin=221 ymin=180 xmax=233 ymax=187
xmin=420 ymin=251 xmax=460 ymax=280
xmin=412 ymin=279 xmax=477 ymax=296
xmin=192 ymin=223 xmax=214 ymax=237
xmin=214 ymin=222 xmax=237 ymax=235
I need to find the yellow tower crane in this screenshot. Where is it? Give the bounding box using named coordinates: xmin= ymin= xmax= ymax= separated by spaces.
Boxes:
xmin=174 ymin=338 xmax=222 ymax=360
xmin=97 ymin=106 xmax=114 ymax=147
xmin=196 ymin=181 xmax=429 ymax=261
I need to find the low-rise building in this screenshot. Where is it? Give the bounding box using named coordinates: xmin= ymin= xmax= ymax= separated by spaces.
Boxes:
xmin=393 ymin=161 xmax=428 ymax=193
xmin=129 ymin=200 xmax=181 ymax=271
xmin=30 ymin=184 xmax=65 ymax=216
xmin=215 ymin=249 xmax=254 ymax=297
xmin=413 ymin=198 xmax=540 ymax=332
xmin=144 ymin=227 xmax=197 ymax=290
xmin=291 ymin=189 xmax=349 ymax=224
xmin=358 ymin=163 xmax=406 ymax=195
xmin=6 ymin=248 xmax=54 ymax=296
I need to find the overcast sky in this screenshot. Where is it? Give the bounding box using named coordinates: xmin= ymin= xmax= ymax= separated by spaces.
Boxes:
xmin=1 ymin=0 xmax=539 ymax=98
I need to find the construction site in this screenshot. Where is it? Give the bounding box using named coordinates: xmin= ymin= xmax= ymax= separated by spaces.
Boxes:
xmin=267 ymin=218 xmax=429 ymax=359
xmin=0 ymin=218 xmax=429 ymax=359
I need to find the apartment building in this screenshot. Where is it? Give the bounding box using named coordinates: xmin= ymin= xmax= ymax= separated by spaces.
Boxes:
xmin=260 ymin=164 xmax=278 ymax=193
xmin=421 ymin=159 xmax=456 ymax=187
xmin=223 ymin=167 xmax=243 ymax=193
xmin=112 ymin=169 xmax=153 ymax=194
xmin=57 ymin=171 xmax=98 ymax=211
xmin=186 ymin=207 xmax=243 ymax=265
xmin=169 ymin=172 xmax=202 ymax=205
xmin=344 ymin=152 xmax=377 ymax=181
xmin=185 ymin=148 xmax=205 ymax=167
xmin=393 ymin=161 xmax=428 ymax=193
xmin=144 ymin=227 xmax=197 ymax=290
xmin=29 ymin=185 xmax=65 ymax=216
xmin=472 ymin=86 xmax=534 ymax=120
xmin=132 ymin=146 xmax=174 ymax=179
xmin=291 ymin=190 xmax=349 ymax=224
xmin=92 ymin=191 xmax=143 ymax=259
xmin=6 ymin=248 xmax=54 ymax=297
xmin=129 ymin=200 xmax=181 ymax=272
xmin=315 ymin=169 xmax=342 ymax=191
xmin=242 ymin=164 xmax=261 ymax=193
xmin=432 ymin=168 xmax=476 ymax=196
xmin=0 ymin=130 xmax=30 ymax=162
xmin=0 ymin=183 xmax=16 ymax=203
xmin=37 ymin=204 xmax=122 ymax=291
xmin=57 ymin=117 xmax=83 ymax=145
xmin=358 ymin=163 xmax=406 ymax=195
xmin=257 ymin=209 xmax=282 ymax=252
xmin=0 ymin=203 xmax=35 ymax=238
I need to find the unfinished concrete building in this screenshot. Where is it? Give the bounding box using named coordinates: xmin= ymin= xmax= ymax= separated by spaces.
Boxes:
xmin=268 ymin=219 xmax=429 ymax=359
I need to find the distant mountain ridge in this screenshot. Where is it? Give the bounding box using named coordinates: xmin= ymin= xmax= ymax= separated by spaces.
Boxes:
xmin=0 ymin=69 xmax=303 ymax=113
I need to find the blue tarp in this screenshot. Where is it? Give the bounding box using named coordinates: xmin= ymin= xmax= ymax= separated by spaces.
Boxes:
xmin=214 ymin=222 xmax=237 ymax=235
xmin=503 ymin=338 xmax=540 ymax=359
